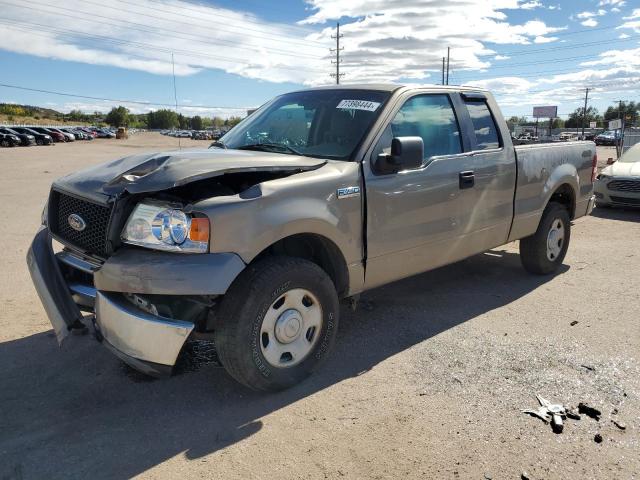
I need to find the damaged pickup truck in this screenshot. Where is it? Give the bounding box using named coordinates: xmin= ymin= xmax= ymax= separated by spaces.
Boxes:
xmin=27 ymin=85 xmax=597 ymax=391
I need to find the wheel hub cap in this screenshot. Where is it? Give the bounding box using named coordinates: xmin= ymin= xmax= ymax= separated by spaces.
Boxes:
xmin=274 ymin=309 xmax=303 ymax=344
xmin=546 ymin=218 xmax=565 ymax=261
xmin=259 ymin=288 xmax=323 ymax=368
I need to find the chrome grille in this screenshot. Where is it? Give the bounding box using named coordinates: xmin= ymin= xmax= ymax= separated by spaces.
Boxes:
xmin=607 ymin=179 xmax=640 ymax=193
xmin=50 ymin=191 xmax=112 ymax=257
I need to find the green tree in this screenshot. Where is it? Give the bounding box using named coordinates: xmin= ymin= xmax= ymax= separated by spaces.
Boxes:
xmin=604 ymin=101 xmax=638 ymax=126
xmin=191 ymin=115 xmax=203 ymax=130
xmin=565 ymin=106 xmax=600 ymax=129
xmin=105 ymin=106 xmax=130 ymax=127
xmin=147 ymin=109 xmax=179 ymax=129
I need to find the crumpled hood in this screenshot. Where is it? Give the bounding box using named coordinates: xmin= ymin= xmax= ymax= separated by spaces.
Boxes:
xmin=54 ymin=148 xmax=326 ymax=200
xmin=601 ymin=160 xmax=640 ymax=178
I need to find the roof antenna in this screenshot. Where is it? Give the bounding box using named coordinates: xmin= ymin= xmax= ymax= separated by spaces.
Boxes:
xmin=172 ymin=53 xmax=181 ymax=150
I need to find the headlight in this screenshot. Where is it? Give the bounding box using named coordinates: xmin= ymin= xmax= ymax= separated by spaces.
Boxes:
xmin=41 ymin=200 xmax=49 ymax=226
xmin=121 ymin=202 xmax=210 ymax=253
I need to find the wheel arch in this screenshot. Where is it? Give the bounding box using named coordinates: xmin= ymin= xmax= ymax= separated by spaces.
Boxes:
xmin=547 ymin=182 xmax=576 ymax=219
xmin=252 ymin=233 xmax=350 ymax=298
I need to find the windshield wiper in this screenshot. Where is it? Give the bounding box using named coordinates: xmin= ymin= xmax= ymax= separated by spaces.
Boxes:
xmin=237 ymin=143 xmax=302 ymax=155
xmin=209 ymin=140 xmax=227 ymax=149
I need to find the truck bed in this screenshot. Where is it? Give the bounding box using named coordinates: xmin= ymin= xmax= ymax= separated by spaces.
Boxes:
xmin=509 ymin=141 xmax=596 ymax=242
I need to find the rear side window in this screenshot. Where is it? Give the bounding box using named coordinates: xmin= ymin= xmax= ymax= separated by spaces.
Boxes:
xmin=464 ymin=100 xmax=501 ymax=150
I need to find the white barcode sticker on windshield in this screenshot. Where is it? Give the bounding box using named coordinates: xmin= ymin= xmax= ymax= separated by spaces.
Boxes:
xmin=337 ymin=99 xmax=381 ymax=112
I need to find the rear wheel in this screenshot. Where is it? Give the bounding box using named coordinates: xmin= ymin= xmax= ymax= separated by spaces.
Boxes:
xmin=520 ymin=202 xmax=571 ymax=275
xmin=0 ymin=139 xmax=9 ymax=147
xmin=215 ymin=256 xmax=339 ymax=391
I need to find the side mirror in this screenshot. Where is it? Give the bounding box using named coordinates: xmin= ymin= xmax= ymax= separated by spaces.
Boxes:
xmin=376 ymin=136 xmax=424 ymax=174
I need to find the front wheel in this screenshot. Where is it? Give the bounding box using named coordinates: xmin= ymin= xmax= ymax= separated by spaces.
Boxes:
xmin=520 ymin=202 xmax=571 ymax=275
xmin=215 ymin=256 xmax=339 ymax=391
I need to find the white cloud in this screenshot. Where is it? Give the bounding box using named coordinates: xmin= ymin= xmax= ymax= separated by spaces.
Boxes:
xmin=619 ymin=33 xmax=630 ymax=38
xmin=581 ymin=19 xmax=599 ymax=27
xmin=0 ymin=0 xmax=328 ymax=85
xmin=598 ymin=0 xmax=625 ymax=6
xmin=494 ymin=55 xmax=511 ymax=60
xmin=520 ymin=1 xmax=543 ymax=9
xmin=534 ymin=36 xmax=559 ymax=43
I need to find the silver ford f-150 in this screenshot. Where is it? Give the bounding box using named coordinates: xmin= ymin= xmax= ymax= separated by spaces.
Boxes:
xmin=27 ymin=85 xmax=597 ymax=391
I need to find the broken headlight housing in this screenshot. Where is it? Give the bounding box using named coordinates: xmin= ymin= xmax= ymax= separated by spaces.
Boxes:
xmin=121 ymin=201 xmax=210 ymax=253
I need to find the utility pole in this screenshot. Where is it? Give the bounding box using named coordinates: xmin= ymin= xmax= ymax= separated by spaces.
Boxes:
xmin=330 ymin=22 xmax=344 ymax=85
xmin=614 ymin=99 xmax=624 ymax=157
xmin=446 ymin=47 xmax=450 ymax=85
xmin=442 ymin=57 xmax=445 ymax=85
xmin=581 ymin=87 xmax=589 ymax=139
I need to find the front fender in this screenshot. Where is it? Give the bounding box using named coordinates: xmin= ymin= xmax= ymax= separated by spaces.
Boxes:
xmin=195 ymin=161 xmax=363 ymax=267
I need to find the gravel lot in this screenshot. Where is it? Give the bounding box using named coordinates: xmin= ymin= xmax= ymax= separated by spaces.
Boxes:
xmin=0 ymin=134 xmax=637 ymax=479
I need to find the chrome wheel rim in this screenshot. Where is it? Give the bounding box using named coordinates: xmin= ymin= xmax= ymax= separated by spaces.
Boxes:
xmin=260 ymin=288 xmax=323 ymax=368
xmin=546 ymin=218 xmax=565 ymax=261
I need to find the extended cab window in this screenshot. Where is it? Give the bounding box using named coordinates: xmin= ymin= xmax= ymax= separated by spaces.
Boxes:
xmin=372 ymin=94 xmax=462 ymax=165
xmin=464 ymin=100 xmax=501 ymax=150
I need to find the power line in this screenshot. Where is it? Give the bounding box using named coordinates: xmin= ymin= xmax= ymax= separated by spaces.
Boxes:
xmin=139 ymin=0 xmax=320 ymax=36
xmin=81 ymin=0 xmax=327 ymax=49
xmin=454 ymin=65 xmax=637 ymax=82
xmin=0 ymin=20 xmax=327 ymax=73
xmin=0 ymin=0 xmax=326 ymax=58
xmin=482 ymin=34 xmax=639 ymax=58
xmin=0 ymin=0 xmax=325 ymax=60
xmin=0 ymin=83 xmax=252 ymax=110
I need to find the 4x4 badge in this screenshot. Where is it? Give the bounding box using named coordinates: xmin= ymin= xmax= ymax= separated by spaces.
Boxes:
xmin=68 ymin=214 xmax=87 ymax=232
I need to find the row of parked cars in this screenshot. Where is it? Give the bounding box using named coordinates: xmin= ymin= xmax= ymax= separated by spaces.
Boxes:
xmin=0 ymin=126 xmax=116 ymax=147
xmin=160 ymin=129 xmax=225 ymax=140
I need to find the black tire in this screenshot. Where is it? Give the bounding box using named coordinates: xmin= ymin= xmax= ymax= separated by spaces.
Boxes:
xmin=0 ymin=139 xmax=9 ymax=148
xmin=215 ymin=256 xmax=339 ymax=391
xmin=36 ymin=138 xmax=43 ymax=146
xmin=520 ymin=202 xmax=571 ymax=275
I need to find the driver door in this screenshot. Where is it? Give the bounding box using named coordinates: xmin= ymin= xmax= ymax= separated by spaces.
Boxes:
xmin=363 ymin=92 xmax=476 ymax=289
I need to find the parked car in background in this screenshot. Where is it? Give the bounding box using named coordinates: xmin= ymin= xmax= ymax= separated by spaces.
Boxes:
xmin=594 ymin=143 xmax=640 ymax=208
xmin=12 ymin=127 xmax=53 ymax=145
xmin=50 ymin=127 xmax=75 ymax=142
xmin=559 ymin=132 xmax=579 ymax=142
xmin=595 ymin=130 xmax=620 ymax=146
xmin=61 ymin=128 xmax=91 ymax=140
xmin=0 ymin=127 xmax=35 ymax=146
xmin=30 ymin=127 xmax=66 ymax=143
xmin=79 ymin=127 xmax=98 ymax=138
xmin=0 ymin=132 xmax=21 ymax=147
xmin=95 ymin=128 xmax=115 ymax=138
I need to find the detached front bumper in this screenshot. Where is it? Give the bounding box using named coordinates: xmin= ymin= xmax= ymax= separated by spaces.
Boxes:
xmin=26 ymin=227 xmax=245 ymax=376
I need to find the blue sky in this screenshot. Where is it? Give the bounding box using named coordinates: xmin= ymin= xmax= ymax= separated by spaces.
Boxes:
xmin=0 ymin=0 xmax=638 ymax=119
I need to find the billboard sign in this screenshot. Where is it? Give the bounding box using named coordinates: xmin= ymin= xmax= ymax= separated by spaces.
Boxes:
xmin=589 ymin=121 xmax=597 ymax=129
xmin=533 ymin=106 xmax=558 ymax=118
xmin=608 ymin=119 xmax=622 ymax=130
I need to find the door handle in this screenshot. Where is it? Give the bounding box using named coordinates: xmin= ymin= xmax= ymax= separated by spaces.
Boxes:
xmin=459 ymin=171 xmax=475 ymax=189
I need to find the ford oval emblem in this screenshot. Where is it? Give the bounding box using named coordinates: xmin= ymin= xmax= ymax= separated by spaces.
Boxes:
xmin=68 ymin=213 xmax=87 ymax=232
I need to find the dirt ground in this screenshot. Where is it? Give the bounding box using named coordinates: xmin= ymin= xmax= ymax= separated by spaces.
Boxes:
xmin=0 ymin=134 xmax=637 ymax=480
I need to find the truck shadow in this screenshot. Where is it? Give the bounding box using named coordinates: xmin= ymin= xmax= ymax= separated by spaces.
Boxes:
xmin=0 ymin=248 xmax=567 ymax=479
xmin=590 ymin=206 xmax=640 ymax=223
